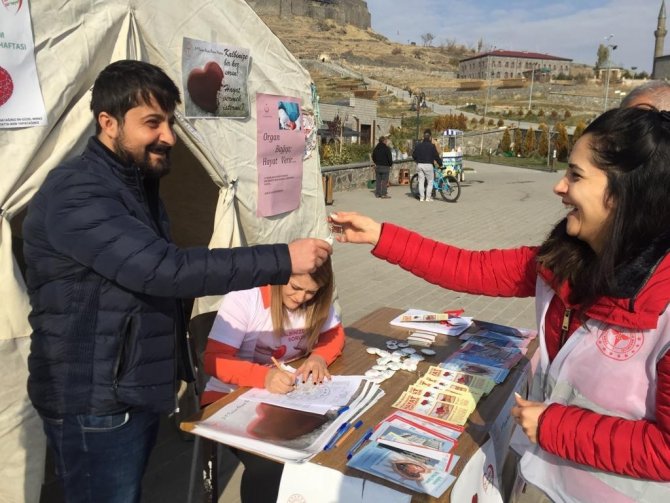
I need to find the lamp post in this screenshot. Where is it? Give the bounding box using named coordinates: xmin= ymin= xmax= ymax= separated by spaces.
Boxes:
xmin=603 ymin=35 xmax=618 ymax=112
xmin=528 ymin=63 xmax=535 ymax=111
xmin=479 ymin=48 xmax=495 ymax=155
xmin=412 ymin=91 xmax=426 ymax=141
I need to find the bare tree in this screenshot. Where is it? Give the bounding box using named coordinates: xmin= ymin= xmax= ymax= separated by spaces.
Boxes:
xmin=595 ymin=44 xmax=609 ymax=70
xmin=421 ymin=33 xmax=435 ymax=47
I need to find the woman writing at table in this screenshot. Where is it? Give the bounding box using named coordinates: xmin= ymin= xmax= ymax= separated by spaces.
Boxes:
xmin=200 ymin=257 xmax=344 ymax=503
xmin=330 ymin=108 xmax=670 ymax=502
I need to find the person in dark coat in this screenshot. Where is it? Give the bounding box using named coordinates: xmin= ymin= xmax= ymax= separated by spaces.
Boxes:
xmin=22 ymin=60 xmax=331 ymax=503
xmin=371 ymin=136 xmax=393 ymax=198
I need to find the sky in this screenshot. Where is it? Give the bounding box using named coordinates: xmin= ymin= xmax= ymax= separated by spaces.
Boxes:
xmin=365 ymin=0 xmax=664 ymax=73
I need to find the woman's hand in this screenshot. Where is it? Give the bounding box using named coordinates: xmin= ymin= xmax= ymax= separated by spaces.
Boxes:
xmin=264 ymin=368 xmax=296 ymax=394
xmin=328 ymin=212 xmax=382 ymax=246
xmin=295 ymin=354 xmax=331 ymax=384
xmin=510 ymin=393 xmax=548 ymax=443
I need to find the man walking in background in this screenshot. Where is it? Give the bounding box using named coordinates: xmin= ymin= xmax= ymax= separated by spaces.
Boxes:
xmin=412 ymin=129 xmax=442 ymax=202
xmin=372 ymin=135 xmax=393 ymax=198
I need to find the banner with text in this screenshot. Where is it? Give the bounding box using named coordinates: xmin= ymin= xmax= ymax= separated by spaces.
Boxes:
xmin=256 ymin=93 xmax=304 ymax=217
xmin=0 ymin=0 xmax=47 ymax=128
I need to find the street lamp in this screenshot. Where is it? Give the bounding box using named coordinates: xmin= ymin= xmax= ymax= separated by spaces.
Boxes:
xmin=603 ymin=35 xmax=618 ymax=111
xmin=479 ymin=47 xmax=496 ymax=155
xmin=412 ymin=91 xmax=426 ymax=141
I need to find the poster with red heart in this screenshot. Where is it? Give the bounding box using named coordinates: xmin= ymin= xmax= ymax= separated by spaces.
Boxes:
xmin=256 ymin=92 xmax=304 ymax=217
xmin=0 ymin=0 xmax=47 ymax=128
xmin=181 ymin=37 xmax=250 ymax=118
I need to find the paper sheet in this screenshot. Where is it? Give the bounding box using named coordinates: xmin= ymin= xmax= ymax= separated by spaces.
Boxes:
xmin=390 ymin=309 xmax=472 ymax=337
xmin=278 ymin=462 xmax=412 ymax=503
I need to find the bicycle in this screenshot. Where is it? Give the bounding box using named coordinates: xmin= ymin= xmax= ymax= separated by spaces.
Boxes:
xmin=410 ymin=166 xmax=461 ymax=202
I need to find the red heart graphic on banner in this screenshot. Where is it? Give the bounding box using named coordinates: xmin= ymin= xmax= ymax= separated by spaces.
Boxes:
xmin=0 ymin=66 xmax=14 ymax=107
xmin=187 ymin=61 xmax=223 ymax=113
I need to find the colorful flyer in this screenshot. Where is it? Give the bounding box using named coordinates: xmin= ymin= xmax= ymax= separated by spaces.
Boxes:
xmin=439 ymin=358 xmax=510 ymax=384
xmin=406 ymin=385 xmax=476 ymax=410
xmin=424 ymin=366 xmax=495 ymax=395
xmin=181 ymin=37 xmax=250 ymax=118
xmin=0 ymin=0 xmax=47 ymax=128
xmin=392 ymin=392 xmax=471 ymax=426
xmin=256 ymin=92 xmax=304 ymax=216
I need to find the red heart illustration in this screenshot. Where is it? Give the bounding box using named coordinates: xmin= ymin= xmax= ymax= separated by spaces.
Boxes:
xmin=272 ymin=345 xmax=287 ymax=359
xmin=187 ymin=61 xmax=223 ymax=113
xmin=0 ymin=66 xmax=14 ymax=108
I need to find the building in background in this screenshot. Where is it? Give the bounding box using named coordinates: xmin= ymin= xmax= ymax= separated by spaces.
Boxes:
xmin=458 ymin=50 xmax=572 ymax=80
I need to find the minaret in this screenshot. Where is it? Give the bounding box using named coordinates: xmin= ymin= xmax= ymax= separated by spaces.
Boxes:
xmin=654 ymin=1 xmax=667 ymax=78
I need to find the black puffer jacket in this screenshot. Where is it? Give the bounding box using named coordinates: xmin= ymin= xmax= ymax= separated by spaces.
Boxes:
xmin=24 ymin=137 xmax=292 ymax=415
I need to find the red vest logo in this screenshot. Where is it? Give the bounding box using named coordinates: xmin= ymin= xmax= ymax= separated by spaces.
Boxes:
xmin=596 ymin=328 xmax=644 ymax=360
xmin=1 ymin=0 xmax=23 ymax=13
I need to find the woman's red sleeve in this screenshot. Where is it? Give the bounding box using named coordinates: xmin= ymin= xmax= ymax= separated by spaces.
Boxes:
xmin=203 ymin=339 xmax=269 ymax=389
xmin=372 ymin=222 xmax=537 ymax=297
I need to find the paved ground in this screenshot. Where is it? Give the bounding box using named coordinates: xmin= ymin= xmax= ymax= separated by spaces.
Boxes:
xmin=41 ymin=161 xmax=566 ymax=503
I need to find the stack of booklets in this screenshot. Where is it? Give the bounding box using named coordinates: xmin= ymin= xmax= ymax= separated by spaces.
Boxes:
xmin=347 ymin=410 xmax=462 ymax=498
xmin=391 ymin=365 xmax=495 ymax=426
xmin=191 ymin=376 xmax=384 ymax=463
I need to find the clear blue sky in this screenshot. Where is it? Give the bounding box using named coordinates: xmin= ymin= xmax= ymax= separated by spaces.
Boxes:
xmin=366 ymin=0 xmax=663 ymax=73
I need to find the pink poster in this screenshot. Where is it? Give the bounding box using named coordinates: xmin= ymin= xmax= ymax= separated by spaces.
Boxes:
xmin=256 ymin=93 xmax=304 ymax=217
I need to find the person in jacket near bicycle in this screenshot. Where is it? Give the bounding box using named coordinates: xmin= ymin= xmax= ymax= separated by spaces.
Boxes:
xmin=412 ymin=129 xmax=442 ymax=202
xmin=330 ymin=107 xmax=670 ymax=502
xmin=372 ymin=136 xmax=393 ymax=199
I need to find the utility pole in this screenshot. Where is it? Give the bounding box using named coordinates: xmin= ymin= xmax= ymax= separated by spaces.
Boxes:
xmin=603 ymin=35 xmax=617 ymax=112
xmin=479 ymin=49 xmax=495 ymax=155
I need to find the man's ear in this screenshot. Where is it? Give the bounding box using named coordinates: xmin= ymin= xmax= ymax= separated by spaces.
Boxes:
xmin=97 ymin=112 xmax=119 ymax=141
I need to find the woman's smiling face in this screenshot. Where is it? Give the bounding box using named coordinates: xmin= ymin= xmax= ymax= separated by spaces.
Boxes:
xmin=554 ymin=134 xmax=614 ymax=254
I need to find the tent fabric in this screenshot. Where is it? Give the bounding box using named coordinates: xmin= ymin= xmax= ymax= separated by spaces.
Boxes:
xmin=0 ymin=1 xmax=328 ymax=499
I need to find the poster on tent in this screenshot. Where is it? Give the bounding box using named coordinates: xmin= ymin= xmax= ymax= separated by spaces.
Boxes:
xmin=181 ymin=37 xmax=250 ymax=118
xmin=0 ymin=0 xmax=47 ymax=128
xmin=256 ymin=93 xmax=304 ymax=217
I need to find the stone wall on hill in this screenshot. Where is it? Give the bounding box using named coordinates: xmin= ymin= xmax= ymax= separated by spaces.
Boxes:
xmin=246 ymin=0 xmax=371 ymax=29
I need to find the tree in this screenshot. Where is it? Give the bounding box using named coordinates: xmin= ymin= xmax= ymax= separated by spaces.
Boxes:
xmin=514 ymin=128 xmax=523 ymax=156
xmin=572 ymin=120 xmax=587 ymax=144
xmin=596 ymin=44 xmax=609 ymax=70
xmin=523 ymin=127 xmax=536 ymax=156
xmin=421 ymin=33 xmax=435 ymax=47
xmin=500 ymin=128 xmax=512 ymax=153
xmin=555 ymin=122 xmax=569 ymax=162
xmin=538 ymin=123 xmax=549 ymax=157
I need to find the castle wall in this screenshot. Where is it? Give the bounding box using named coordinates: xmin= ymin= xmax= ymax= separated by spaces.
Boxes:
xmin=246 ymin=0 xmax=371 ymax=29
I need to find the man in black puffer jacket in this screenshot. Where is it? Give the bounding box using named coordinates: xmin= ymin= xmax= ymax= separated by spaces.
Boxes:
xmin=22 ymin=60 xmax=331 ymax=503
xmin=371 ymin=135 xmax=393 ymax=198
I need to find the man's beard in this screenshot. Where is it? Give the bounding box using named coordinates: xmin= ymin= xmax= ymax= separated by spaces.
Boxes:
xmin=114 ymin=137 xmax=172 ymax=178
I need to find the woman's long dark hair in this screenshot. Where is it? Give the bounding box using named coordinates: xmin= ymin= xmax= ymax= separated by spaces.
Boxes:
xmin=537 ymin=107 xmax=670 ymax=307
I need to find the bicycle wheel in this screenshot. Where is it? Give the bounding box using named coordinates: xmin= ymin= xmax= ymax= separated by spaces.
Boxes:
xmin=410 ymin=174 xmax=420 ymax=199
xmin=438 ymin=176 xmax=461 ymax=202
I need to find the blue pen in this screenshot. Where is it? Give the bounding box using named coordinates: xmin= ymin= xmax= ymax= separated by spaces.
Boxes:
xmin=323 ymin=422 xmax=350 ymax=451
xmin=346 ymin=427 xmax=374 ymax=459
xmin=336 ymin=406 xmax=349 ymax=416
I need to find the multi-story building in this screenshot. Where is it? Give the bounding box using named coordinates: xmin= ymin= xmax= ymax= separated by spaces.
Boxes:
xmin=458 ymin=50 xmax=572 ymax=80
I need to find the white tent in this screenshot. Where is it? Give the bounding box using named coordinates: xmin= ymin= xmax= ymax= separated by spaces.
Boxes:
xmin=0 ymin=1 xmax=328 ymax=500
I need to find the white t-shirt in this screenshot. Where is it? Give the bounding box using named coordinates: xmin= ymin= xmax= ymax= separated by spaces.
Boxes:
xmin=204 ymin=286 xmax=340 ymax=394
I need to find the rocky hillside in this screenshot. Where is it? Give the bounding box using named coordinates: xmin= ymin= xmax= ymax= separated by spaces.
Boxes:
xmin=246 ymin=0 xmax=370 ymax=29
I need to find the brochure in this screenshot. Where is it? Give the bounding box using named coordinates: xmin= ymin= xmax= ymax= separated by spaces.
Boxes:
xmin=390 ymin=309 xmax=472 ymax=337
xmin=347 ymin=442 xmax=457 ymax=498
xmin=438 ymin=358 xmax=510 ymax=384
xmin=392 ymin=392 xmax=471 ymax=426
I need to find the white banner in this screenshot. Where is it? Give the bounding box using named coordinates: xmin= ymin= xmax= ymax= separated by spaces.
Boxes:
xmin=0 ymin=0 xmax=47 ymax=128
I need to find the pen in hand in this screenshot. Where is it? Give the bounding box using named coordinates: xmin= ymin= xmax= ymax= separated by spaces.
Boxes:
xmin=346 ymin=427 xmax=374 ymax=459
xmin=269 ymin=356 xmax=296 ymax=391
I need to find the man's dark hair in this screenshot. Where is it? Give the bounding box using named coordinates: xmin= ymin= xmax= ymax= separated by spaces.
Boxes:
xmin=423 ymin=129 xmax=432 ymax=140
xmin=90 ymin=60 xmax=181 ymax=133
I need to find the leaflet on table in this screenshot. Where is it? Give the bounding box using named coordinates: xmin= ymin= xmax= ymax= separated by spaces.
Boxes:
xmin=240 ymin=375 xmax=364 ymax=414
xmin=464 ymin=333 xmax=531 ymax=349
xmin=347 ymin=442 xmax=457 ymax=498
xmin=192 ymin=380 xmax=381 ymax=463
xmin=375 ymin=425 xmax=455 ymax=468
xmin=424 ymin=365 xmax=496 ymax=395
xmin=439 ymin=358 xmax=510 ymax=384
xmin=392 ymin=391 xmax=471 ymax=426
xmin=406 ymin=384 xmax=476 ymax=409
xmin=383 ymin=410 xmax=464 ymax=440
xmin=390 ymin=309 xmax=472 ymax=336
xmin=451 ymin=342 xmax=525 ymax=369
xmin=472 ymin=320 xmax=536 ymax=339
